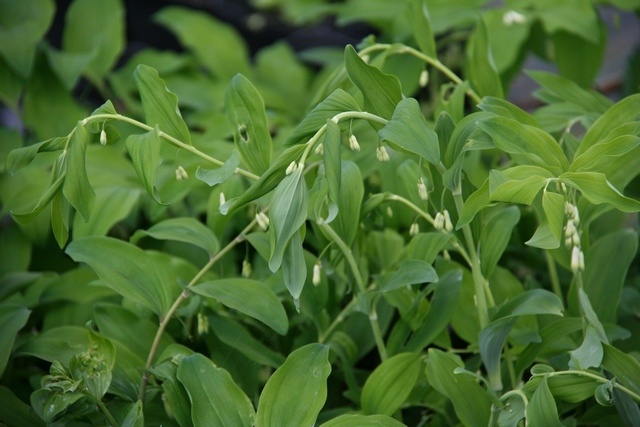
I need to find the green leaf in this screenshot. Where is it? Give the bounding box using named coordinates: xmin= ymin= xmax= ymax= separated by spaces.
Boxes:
xmin=344 ymin=45 xmax=402 ymax=122
xmin=268 ymin=165 xmax=308 ymax=272
xmin=225 ymin=74 xmax=273 ymax=175
xmin=404 ymin=270 xmax=462 ymax=352
xmin=62 ymin=0 xmax=124 ymax=83
xmin=327 ymin=161 xmax=364 ymax=249
xmin=222 ymin=144 xmax=306 ymax=214
xmin=62 ymin=122 xmax=95 ymax=222
xmin=50 ymin=190 xmax=70 ymax=248
xmin=66 ymin=236 xmax=175 ymax=317
xmin=320 ymin=414 xmax=406 ymax=427
xmin=577 ymin=93 xmax=640 ymax=157
xmin=131 ymin=217 xmax=219 ymax=257
xmin=190 ymin=279 xmax=288 ymax=335
xmin=594 ymin=381 xmax=615 ymax=407
xmin=478 ymin=97 xmax=540 ymax=128
xmin=134 ymin=64 xmax=191 ymax=146
xmin=0 ymin=386 xmax=45 ymax=427
xmin=382 ymin=259 xmax=438 ymax=292
xmin=322 ymin=120 xmax=342 ymax=206
xmin=177 ymin=353 xmax=255 ymax=427
xmin=361 ymin=352 xmax=423 ymax=416
xmin=466 ymin=17 xmax=503 ymax=99
xmin=525 ymin=220 xmax=560 ymax=250
xmin=154 ymin=6 xmax=250 ymax=81
xmin=196 ymin=150 xmax=241 ymax=187
xmin=6 ymin=137 xmax=64 ymax=174
xmin=14 ymin=326 xmax=88 ymax=365
xmin=425 ymin=349 xmax=491 ymax=427
xmin=284 ymin=89 xmax=361 ymax=146
xmin=121 ymin=401 xmax=144 ymax=427
xmin=552 ymin=22 xmax=606 ymax=88
xmin=45 ymin=47 xmax=92 ymax=91
xmin=479 ymin=317 xmax=516 ymax=390
xmin=542 ymin=191 xmax=565 ymax=243
xmin=525 ymin=377 xmax=562 ymax=427
xmin=568 ymin=325 xmax=603 ymax=370
xmin=584 ymin=230 xmax=638 ymax=323
xmin=406 ymin=232 xmax=452 ymax=264
xmin=11 ymin=152 xmax=66 ymax=224
xmin=602 ymin=344 xmax=640 ymax=397
xmin=125 ymin=128 xmax=163 ymax=204
xmin=256 ymin=344 xmax=331 ymax=427
xmin=570 ymin=135 xmax=640 ymax=174
xmin=378 ymin=98 xmax=440 ymax=165
xmin=0 ymin=304 xmax=30 ymax=377
xmin=73 ymin=187 xmax=141 ymax=238
xmin=480 ymin=206 xmax=520 ymax=277
xmin=281 ymin=228 xmax=307 ymax=305
xmin=149 ymin=350 xmax=193 ymax=427
xmin=489 ymin=170 xmax=548 ymax=206
xmin=69 ymin=326 xmax=116 ymax=401
xmin=494 ymin=288 xmax=564 ymax=319
xmin=559 ymin=171 xmax=640 ymax=212
xmin=477 ymin=116 xmax=568 ymax=174
xmin=408 ymin=0 xmax=436 ymax=58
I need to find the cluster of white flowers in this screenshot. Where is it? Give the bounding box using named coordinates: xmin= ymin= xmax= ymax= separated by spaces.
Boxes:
xmin=175 ymin=165 xmax=189 ymax=181
xmin=564 ymin=202 xmax=585 ymax=273
xmin=434 ymin=210 xmax=453 ymax=232
xmin=376 ymin=146 xmax=390 ymax=162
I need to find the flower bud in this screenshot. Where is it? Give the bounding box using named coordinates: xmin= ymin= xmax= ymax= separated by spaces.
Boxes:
xmin=349 ymin=134 xmax=360 ymax=152
xmin=502 ymin=10 xmax=526 ymax=26
xmin=175 ymin=165 xmax=188 ymax=181
xmin=376 ymin=146 xmax=390 ymax=162
xmin=315 ymin=142 xmax=324 ymax=156
xmin=286 ymin=161 xmax=297 ymax=175
xmin=255 ymin=212 xmax=270 ymax=231
xmin=565 ymin=220 xmax=576 ymax=239
xmin=443 ymin=210 xmax=453 ymax=232
xmin=313 ymin=261 xmax=322 ymax=286
xmin=386 ymin=206 xmax=393 ymax=218
xmin=572 ymin=231 xmax=581 ymax=247
xmin=409 ymin=223 xmax=420 ymax=236
xmin=571 ymin=246 xmax=584 ymax=273
xmin=197 ymin=312 xmax=209 ymax=335
xmin=417 ymin=177 xmax=428 ymax=201
xmin=219 ymin=191 xmax=226 ymax=206
xmin=434 ymin=212 xmax=445 ymax=231
xmin=572 ymin=206 xmax=580 ymax=225
xmin=100 ymin=129 xmax=107 ymax=146
xmin=419 ymin=70 xmax=428 ymax=88
xmin=242 ymin=259 xmax=252 ymax=278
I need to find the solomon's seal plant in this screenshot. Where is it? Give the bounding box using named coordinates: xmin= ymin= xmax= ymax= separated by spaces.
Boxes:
xmin=2 ymin=0 xmax=640 ymax=425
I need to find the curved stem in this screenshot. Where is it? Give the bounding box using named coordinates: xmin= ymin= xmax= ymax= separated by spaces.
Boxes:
xmin=541 ymin=371 xmax=640 ymax=404
xmin=317 ymin=220 xmax=365 ymax=293
xmin=318 ymin=297 xmax=357 ymax=343
xmin=95 ymin=399 xmax=119 ymax=426
xmin=83 ymin=114 xmax=259 ymax=180
xmin=138 ymin=219 xmax=258 ymax=402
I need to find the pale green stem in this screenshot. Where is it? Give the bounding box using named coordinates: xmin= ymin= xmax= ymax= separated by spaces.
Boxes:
xmin=545 ymin=250 xmax=563 ymax=303
xmin=95 ymin=399 xmax=119 ymax=426
xmin=504 ymin=344 xmax=518 ymax=389
xmin=358 ymin=44 xmax=483 ymax=105
xmin=540 ymin=371 xmax=640 ymax=404
xmin=499 ymin=389 xmax=529 ymax=406
xmin=138 ymin=219 xmax=257 ymax=402
xmin=318 ymin=297 xmax=357 ymax=343
xmin=82 ymin=114 xmax=259 ymax=180
xmin=369 ymin=309 xmax=389 ymax=361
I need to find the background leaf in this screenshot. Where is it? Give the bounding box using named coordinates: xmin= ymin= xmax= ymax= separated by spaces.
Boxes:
xmin=131 ymin=217 xmax=219 ymax=257
xmin=525 ymin=377 xmax=562 ymax=427
xmin=320 ymin=414 xmax=406 ymax=427
xmin=62 ymin=123 xmax=95 ymax=222
xmin=0 ymin=304 xmax=30 ymax=378
xmin=177 ymin=353 xmax=255 ymax=427
xmin=256 ymin=344 xmax=331 ymax=427
xmin=480 ymin=206 xmax=520 ymax=277
xmin=466 ymin=17 xmax=503 ymax=99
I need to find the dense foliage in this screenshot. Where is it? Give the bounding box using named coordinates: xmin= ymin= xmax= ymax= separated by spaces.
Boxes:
xmin=1 ymin=0 xmax=640 ymax=426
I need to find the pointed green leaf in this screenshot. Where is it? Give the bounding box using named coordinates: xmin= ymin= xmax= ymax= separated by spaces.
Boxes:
xmin=570 ymin=135 xmax=640 ymax=173
xmin=425 ymin=349 xmax=491 ymax=427
xmin=466 ymin=17 xmax=503 ymax=99
xmin=494 ymin=288 xmax=564 ymax=319
xmin=408 ymin=0 xmax=436 ymax=58
xmin=478 ymin=97 xmax=540 ymax=128
xmin=177 ymin=353 xmax=255 ymax=427
xmin=489 ymin=170 xmax=548 ymax=205
xmin=602 ymin=344 xmax=640 ymax=397
xmin=284 ymin=89 xmax=361 ymax=146
xmin=62 ymin=122 xmax=95 ymax=222
xmin=256 ymin=344 xmax=331 ymax=427
xmin=405 ymin=270 xmax=462 ymax=352
xmin=125 ymin=128 xmax=163 ymax=204
xmin=50 ymin=189 xmax=70 ymax=248
xmin=121 ymin=401 xmax=144 ymax=427
xmin=362 ymin=352 xmax=423 ymax=416
xmin=479 ymin=317 xmax=516 ymax=390
xmin=73 ymin=187 xmax=140 ymax=238
xmin=66 ymin=236 xmax=175 ymax=317
xmin=378 ymin=98 xmax=440 ymax=165
xmin=6 ymin=136 xmax=65 ymax=174
xmin=131 ymin=217 xmax=219 ymax=256
xmin=480 ymin=206 xmax=520 ymax=277
xmin=569 ymin=325 xmax=603 ymax=370
xmin=268 ymin=165 xmax=308 ymax=272
xmin=331 ymin=161 xmax=363 ymax=247
xmin=324 ymin=119 xmax=342 ymax=205
xmin=0 ymin=304 xmax=30 ymax=378
xmin=525 ymin=377 xmax=562 ymax=427
xmin=477 ymin=117 xmax=568 ymax=174
xmin=62 ymin=0 xmax=124 ymax=82
xmin=150 ymin=350 xmax=193 ymax=427
xmin=196 ymin=150 xmax=241 ymax=187
xmin=46 ymin=47 xmax=92 ymax=90
xmin=382 ymin=259 xmax=438 ymax=292
xmin=225 ymin=74 xmax=272 ymax=175
xmin=282 ymin=228 xmax=306 ymax=304
xmin=344 ymin=45 xmax=402 ymax=122
xmin=542 ymin=191 xmax=565 ymax=243
xmin=552 ymin=24 xmax=606 ymax=89
xmin=190 ymin=279 xmax=288 ymax=335
xmin=560 ymin=171 xmax=640 ymax=212
xmin=134 ymin=64 xmax=191 ymax=145
xmin=0 ymin=386 xmax=45 ymax=427
xmin=320 ymin=414 xmax=406 ymax=427
xmin=407 ymin=232 xmax=453 ymax=264
xmin=525 ymin=220 xmax=560 ymax=249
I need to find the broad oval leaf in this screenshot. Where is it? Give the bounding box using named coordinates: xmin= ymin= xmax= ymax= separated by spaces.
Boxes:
xmin=190 ymin=278 xmax=288 ymax=335
xmin=196 ymin=149 xmax=241 ymax=187
xmin=320 ymin=413 xmax=406 ymax=427
xmin=130 ymin=217 xmax=220 ymax=256
xmin=177 ymin=353 xmax=255 ymax=427
xmin=125 ymin=128 xmax=163 ymax=204
xmin=256 ymin=343 xmax=331 ymax=427
xmin=568 ymin=325 xmax=603 ymax=371
xmin=134 ymin=64 xmax=191 ymax=146
xmin=382 ymin=259 xmax=438 ymax=292
xmin=362 ymin=352 xmax=423 ymax=416
xmin=66 ymin=236 xmax=175 ymax=317
xmin=378 ymin=98 xmax=440 ymax=165
xmin=225 ymin=74 xmax=272 ymax=175
xmin=268 ymin=165 xmax=308 ymax=272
